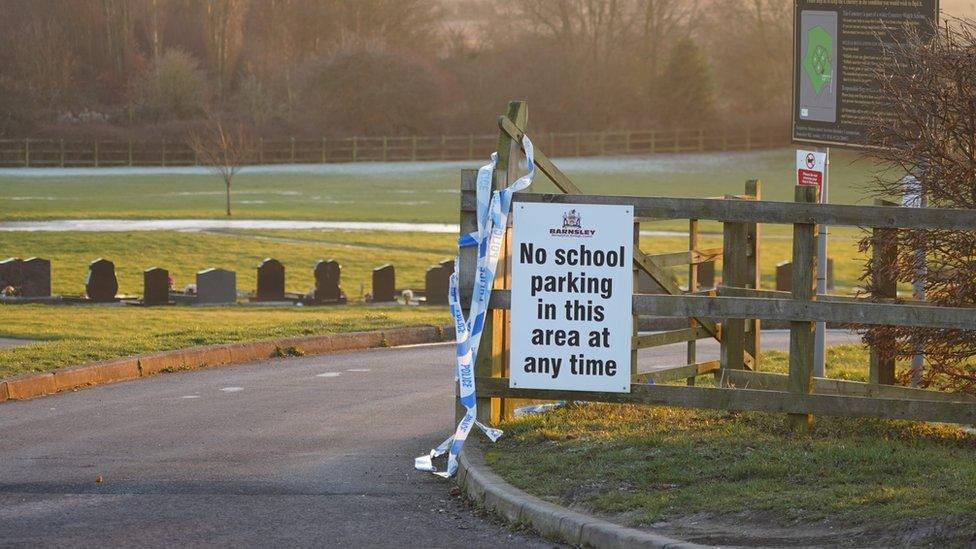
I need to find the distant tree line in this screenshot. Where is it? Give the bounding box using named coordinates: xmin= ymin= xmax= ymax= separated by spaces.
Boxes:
xmin=0 ymin=0 xmax=792 ymax=140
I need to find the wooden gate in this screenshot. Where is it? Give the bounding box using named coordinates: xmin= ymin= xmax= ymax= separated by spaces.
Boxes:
xmin=459 ymin=101 xmax=976 ymax=432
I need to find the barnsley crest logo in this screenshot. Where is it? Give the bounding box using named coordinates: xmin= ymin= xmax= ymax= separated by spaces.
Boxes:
xmin=551 ymin=209 xmax=594 ymax=237
xmin=562 ymin=209 xmax=582 ymax=229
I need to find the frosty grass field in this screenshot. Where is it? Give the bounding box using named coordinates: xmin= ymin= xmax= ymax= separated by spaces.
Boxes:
xmin=0 ymin=149 xmax=883 ymax=377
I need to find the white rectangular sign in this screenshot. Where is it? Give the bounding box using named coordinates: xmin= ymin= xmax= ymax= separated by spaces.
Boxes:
xmin=510 ymin=202 xmax=633 ymax=393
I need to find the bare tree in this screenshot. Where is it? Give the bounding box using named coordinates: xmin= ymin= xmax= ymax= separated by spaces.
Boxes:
xmin=188 ymin=116 xmax=255 ymax=217
xmin=859 ymin=18 xmax=976 ymax=393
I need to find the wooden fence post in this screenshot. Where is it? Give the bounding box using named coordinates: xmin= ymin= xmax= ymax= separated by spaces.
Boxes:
xmin=745 ymin=180 xmax=762 ymax=370
xmin=161 ymin=140 xmax=166 ymax=167
xmin=468 ymin=134 xmax=474 ymax=159
xmin=60 ymin=139 xmax=66 ymax=167
xmin=632 ymin=221 xmax=640 ymax=382
xmin=382 ymin=136 xmax=388 ymax=161
xmin=687 ymin=218 xmax=699 ymax=385
xmin=475 ymin=100 xmax=527 ymax=425
xmin=352 ymin=137 xmax=358 ymax=162
xmin=411 ymin=136 xmax=417 ymax=161
xmin=788 ymin=185 xmax=819 ymax=432
xmin=869 ymin=199 xmax=898 ymax=385
xmin=258 ymin=138 xmax=264 ymax=163
xmin=321 ymin=137 xmax=326 ymax=163
xmin=24 ymin=138 xmax=29 ymax=167
xmin=290 ymin=137 xmax=296 ymax=162
xmin=127 ymin=140 xmax=133 ymax=166
xmin=94 ymin=140 xmax=99 ymax=167
xmin=720 ymin=213 xmax=748 ymax=373
xmin=459 ymin=169 xmax=479 ymax=423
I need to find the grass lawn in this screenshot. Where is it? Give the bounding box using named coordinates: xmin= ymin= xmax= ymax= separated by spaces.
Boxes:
xmin=486 ymin=346 xmax=976 ymax=546
xmin=0 ymin=305 xmax=450 ymax=379
xmin=0 ymin=149 xmax=883 ymax=223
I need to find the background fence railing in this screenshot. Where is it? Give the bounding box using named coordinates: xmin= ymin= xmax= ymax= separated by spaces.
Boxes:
xmin=0 ymin=126 xmax=789 ymax=168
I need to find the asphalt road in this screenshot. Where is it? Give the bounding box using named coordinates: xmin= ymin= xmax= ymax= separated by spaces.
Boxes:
xmin=0 ymin=330 xmax=859 ymax=547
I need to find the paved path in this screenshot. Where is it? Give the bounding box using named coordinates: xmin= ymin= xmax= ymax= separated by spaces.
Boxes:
xmin=0 ymin=330 xmax=859 ymax=547
xmin=0 ymin=338 xmax=33 ymax=350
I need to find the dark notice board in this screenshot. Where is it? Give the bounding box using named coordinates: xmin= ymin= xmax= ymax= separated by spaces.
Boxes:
xmin=792 ymin=0 xmax=939 ymax=149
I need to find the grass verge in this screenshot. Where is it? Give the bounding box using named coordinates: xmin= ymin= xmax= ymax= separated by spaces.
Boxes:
xmin=0 ymin=304 xmax=450 ymax=379
xmin=485 ymin=346 xmax=976 ymax=546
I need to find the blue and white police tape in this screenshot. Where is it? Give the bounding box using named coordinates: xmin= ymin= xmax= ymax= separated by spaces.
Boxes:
xmin=415 ymin=135 xmax=535 ymax=478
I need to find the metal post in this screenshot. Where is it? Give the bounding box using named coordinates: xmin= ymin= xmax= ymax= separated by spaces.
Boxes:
xmin=909 ymin=183 xmax=927 ymax=386
xmin=813 ymin=147 xmax=830 ymax=377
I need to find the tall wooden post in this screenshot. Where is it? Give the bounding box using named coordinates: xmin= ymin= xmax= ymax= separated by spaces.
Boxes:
xmin=869 ymin=199 xmax=898 ymax=385
xmin=788 ymin=185 xmax=818 ymax=432
xmin=474 ymin=100 xmax=527 ymax=425
xmin=632 ymin=221 xmax=640 ymax=383
xmin=458 ymin=169 xmax=479 ymax=423
xmin=720 ymin=216 xmax=748 ymax=373
xmin=744 ymin=180 xmax=762 ymax=370
xmin=687 ymin=219 xmax=699 ymax=385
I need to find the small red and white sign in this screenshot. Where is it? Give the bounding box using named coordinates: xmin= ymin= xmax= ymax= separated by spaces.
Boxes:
xmin=796 ymin=150 xmax=827 ymax=195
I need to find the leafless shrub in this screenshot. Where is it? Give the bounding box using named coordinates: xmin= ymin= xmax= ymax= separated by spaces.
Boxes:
xmin=859 ymin=17 xmax=976 ymax=393
xmin=188 ymin=116 xmax=255 ymax=217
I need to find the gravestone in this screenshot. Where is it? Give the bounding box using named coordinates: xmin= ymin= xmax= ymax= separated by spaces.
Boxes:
xmin=197 ymin=268 xmax=236 ymax=304
xmin=776 ymin=259 xmax=833 ymax=292
xmin=143 ymin=267 xmax=170 ymax=306
xmin=0 ymin=257 xmax=24 ymax=292
xmin=313 ymin=260 xmax=344 ymax=302
xmin=21 ymin=257 xmax=51 ymax=297
xmin=86 ymin=258 xmax=118 ymax=302
xmin=372 ymin=264 xmax=396 ymax=302
xmin=425 ymin=264 xmax=451 ymax=305
xmin=775 ymin=261 xmax=793 ymax=292
xmin=698 ymin=261 xmax=716 ymax=289
xmin=439 ymin=259 xmax=455 ymax=273
xmin=256 ymin=258 xmax=285 ymax=301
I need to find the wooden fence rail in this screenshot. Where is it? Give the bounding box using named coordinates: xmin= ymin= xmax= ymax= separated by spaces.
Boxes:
xmin=0 ymin=126 xmax=788 ymax=168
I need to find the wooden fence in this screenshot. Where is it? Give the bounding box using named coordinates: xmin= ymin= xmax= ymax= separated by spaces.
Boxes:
xmin=0 ymin=126 xmax=787 ymax=168
xmin=462 ymin=101 xmax=976 ymax=432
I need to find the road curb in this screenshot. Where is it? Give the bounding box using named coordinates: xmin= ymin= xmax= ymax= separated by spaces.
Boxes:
xmin=457 ymin=443 xmax=710 ymax=549
xmin=0 ymin=324 xmax=453 ymax=403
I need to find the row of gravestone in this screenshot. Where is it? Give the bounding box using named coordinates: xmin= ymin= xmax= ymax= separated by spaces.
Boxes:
xmin=0 ymin=256 xmax=458 ymax=306
xmin=0 ymin=257 xmax=51 ymax=297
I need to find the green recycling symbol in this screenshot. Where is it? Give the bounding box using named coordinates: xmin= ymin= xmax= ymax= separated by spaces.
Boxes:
xmin=802 ymin=26 xmax=833 ymax=95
